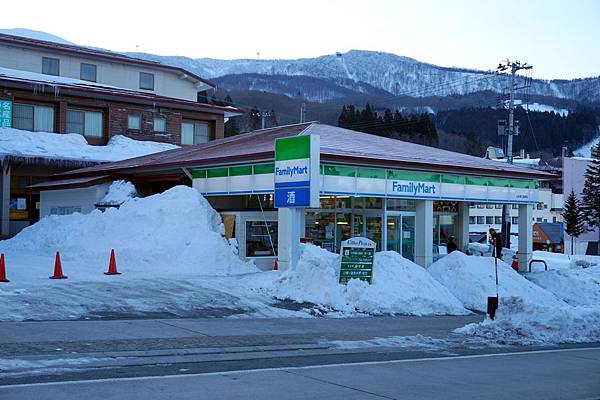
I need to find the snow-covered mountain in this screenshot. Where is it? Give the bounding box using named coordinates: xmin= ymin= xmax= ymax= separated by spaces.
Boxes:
xmin=0 ymin=28 xmax=74 ymax=45
xmin=129 ymin=50 xmax=600 ymax=103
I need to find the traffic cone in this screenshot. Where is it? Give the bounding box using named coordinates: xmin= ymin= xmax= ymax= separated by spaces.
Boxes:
xmin=511 ymin=252 xmax=519 ymax=271
xmin=49 ymin=251 xmax=67 ymax=279
xmin=0 ymin=253 xmax=9 ymax=283
xmin=273 ymin=258 xmax=278 ymax=271
xmin=104 ymin=249 xmax=121 ymax=275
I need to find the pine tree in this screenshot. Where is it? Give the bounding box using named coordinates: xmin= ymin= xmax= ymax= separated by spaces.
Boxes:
xmin=562 ymin=190 xmax=586 ymax=255
xmin=223 ymin=94 xmax=234 ymax=106
xmin=582 ymin=143 xmax=600 ymax=231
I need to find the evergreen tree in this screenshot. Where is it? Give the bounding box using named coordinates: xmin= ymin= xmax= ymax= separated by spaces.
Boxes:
xmin=562 ymin=190 xmax=586 ymax=255
xmin=582 ymin=144 xmax=600 ymax=239
xmin=223 ymin=94 xmax=234 ymax=106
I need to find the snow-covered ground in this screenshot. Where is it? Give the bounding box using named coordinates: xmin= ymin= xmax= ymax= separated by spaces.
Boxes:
xmin=0 ymin=184 xmax=599 ymax=345
xmin=0 ymin=127 xmax=178 ymax=163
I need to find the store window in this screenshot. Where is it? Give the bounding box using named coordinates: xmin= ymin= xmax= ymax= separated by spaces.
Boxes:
xmin=305 ymin=211 xmax=336 ymax=252
xmin=42 ymin=57 xmax=59 ymax=76
xmin=153 ymin=117 xmax=166 ymax=133
xmin=9 ymin=197 xmax=28 ymax=220
xmin=49 ymin=206 xmax=82 ymax=216
xmin=181 ymin=121 xmax=210 ymax=145
xmin=387 ymin=198 xmax=416 ymax=212
xmin=246 ymin=220 xmax=278 ymax=257
xmin=128 ymin=115 xmax=141 ymax=130
xmin=13 ymin=103 xmax=54 ymax=132
xmin=469 ymin=216 xmax=476 ymax=224
xmin=67 ymin=110 xmax=103 ymax=138
xmin=80 ymin=63 xmax=97 ymax=82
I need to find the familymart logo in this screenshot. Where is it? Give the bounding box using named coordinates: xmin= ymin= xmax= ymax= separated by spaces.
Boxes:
xmin=275 ymin=165 xmax=308 ymax=178
xmin=392 ymin=181 xmax=437 ymax=196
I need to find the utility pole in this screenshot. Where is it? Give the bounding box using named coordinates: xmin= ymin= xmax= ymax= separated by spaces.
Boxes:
xmin=300 ymin=103 xmax=306 ymax=123
xmin=260 ymin=111 xmax=271 ymax=129
xmin=497 ymin=59 xmax=532 ymax=250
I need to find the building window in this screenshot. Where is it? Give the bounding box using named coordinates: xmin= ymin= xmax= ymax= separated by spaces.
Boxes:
xmin=42 ymin=57 xmax=60 ymax=76
xmin=486 ymin=216 xmax=494 ymax=225
xmin=181 ymin=121 xmax=210 ymax=145
xmin=512 ymin=204 xmax=519 ymax=209
xmin=495 ymin=216 xmax=502 ymax=224
xmin=67 ymin=110 xmax=103 ymax=138
xmin=476 ymin=204 xmax=484 ymax=209
xmin=512 ymin=217 xmax=519 ymax=225
xmin=495 ymin=204 xmax=502 ymax=209
xmin=246 ymin=220 xmax=278 ymax=257
xmin=139 ymin=72 xmax=154 ymax=90
xmin=537 ymin=203 xmax=544 ymax=210
xmin=477 ymin=216 xmax=485 ymax=224
xmin=128 ymin=115 xmax=141 ymax=130
xmin=486 ymin=204 xmax=494 ymax=209
xmin=153 ymin=117 xmax=166 ymax=132
xmin=80 ymin=63 xmax=97 ymax=82
xmin=469 ymin=216 xmax=476 ymax=224
xmin=13 ymin=103 xmax=54 ymax=132
xmin=50 ymin=206 xmax=82 ymax=216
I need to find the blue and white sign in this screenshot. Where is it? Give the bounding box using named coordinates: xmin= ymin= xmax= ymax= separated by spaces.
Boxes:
xmin=274 ymin=135 xmax=320 ymax=208
xmin=0 ymin=100 xmax=12 ymax=128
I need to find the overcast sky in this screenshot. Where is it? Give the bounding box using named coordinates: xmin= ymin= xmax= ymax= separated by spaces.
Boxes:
xmin=2 ymin=0 xmax=599 ymax=79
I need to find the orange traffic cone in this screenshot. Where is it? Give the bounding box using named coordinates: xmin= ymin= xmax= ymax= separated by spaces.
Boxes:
xmin=511 ymin=252 xmax=519 ymax=271
xmin=104 ymin=249 xmax=121 ymax=275
xmin=273 ymin=258 xmax=278 ymax=271
xmin=49 ymin=251 xmax=67 ymax=279
xmin=0 ymin=253 xmax=9 ymax=283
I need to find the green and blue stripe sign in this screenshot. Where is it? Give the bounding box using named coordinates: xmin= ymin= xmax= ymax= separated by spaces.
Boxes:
xmin=191 ymin=163 xmax=539 ymax=204
xmin=274 ymin=135 xmax=320 ymax=208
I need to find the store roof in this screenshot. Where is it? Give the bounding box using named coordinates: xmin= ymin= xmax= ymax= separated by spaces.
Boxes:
xmin=54 ymin=122 xmax=554 ymax=181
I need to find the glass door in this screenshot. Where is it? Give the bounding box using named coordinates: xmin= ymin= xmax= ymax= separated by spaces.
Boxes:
xmin=365 ymin=214 xmax=382 ymax=251
xmin=386 ymin=213 xmax=415 ymax=261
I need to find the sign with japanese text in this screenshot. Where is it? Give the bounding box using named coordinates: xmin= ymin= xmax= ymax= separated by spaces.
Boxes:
xmin=0 ymin=100 xmax=12 ymax=128
xmin=339 ymin=237 xmax=376 ymax=284
xmin=274 ymin=134 xmax=320 ymax=208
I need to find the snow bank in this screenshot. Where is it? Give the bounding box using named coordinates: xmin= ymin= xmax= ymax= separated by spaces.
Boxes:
xmin=0 ymin=186 xmax=256 ymax=277
xmin=456 ymin=297 xmax=600 ymax=345
xmin=526 ymin=266 xmax=600 ymax=307
xmin=101 ymin=180 xmax=137 ymax=204
xmin=251 ymin=245 xmax=469 ymax=316
xmin=0 ymin=127 xmax=178 ymax=162
xmin=428 ymin=252 xmax=564 ymax=312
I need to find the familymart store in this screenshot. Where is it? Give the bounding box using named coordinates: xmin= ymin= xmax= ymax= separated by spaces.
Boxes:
xmin=37 ymin=122 xmax=548 ymax=272
xmin=190 ymin=128 xmax=542 ymax=271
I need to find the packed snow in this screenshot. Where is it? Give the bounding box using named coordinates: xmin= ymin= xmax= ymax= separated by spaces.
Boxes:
xmin=248 ymin=245 xmax=469 ymax=316
xmin=100 ymin=180 xmax=137 ymax=204
xmin=0 ymin=127 xmax=178 ymax=163
xmin=0 ymin=186 xmax=254 ymax=278
xmin=427 ymin=251 xmax=565 ymax=312
xmin=456 ymin=297 xmax=600 ymax=345
xmin=526 ymin=265 xmax=600 ymax=306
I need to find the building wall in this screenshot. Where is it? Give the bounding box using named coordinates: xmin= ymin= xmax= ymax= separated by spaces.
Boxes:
xmin=0 ymin=43 xmax=201 ymax=101
xmin=0 ymin=86 xmax=224 ymax=145
xmin=40 ymin=184 xmax=111 ymax=218
xmin=469 ymin=188 xmax=563 ymax=235
xmin=563 ymin=157 xmax=599 ymax=254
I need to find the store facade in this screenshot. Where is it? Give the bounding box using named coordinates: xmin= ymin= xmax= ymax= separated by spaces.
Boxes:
xmin=35 ymin=122 xmax=552 ymax=271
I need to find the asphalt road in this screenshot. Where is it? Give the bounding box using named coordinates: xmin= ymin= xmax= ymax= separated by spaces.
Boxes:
xmin=0 ymin=316 xmax=599 ymax=399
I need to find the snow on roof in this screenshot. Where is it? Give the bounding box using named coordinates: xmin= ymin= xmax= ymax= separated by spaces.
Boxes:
xmin=0 ymin=127 xmax=179 ymax=164
xmin=491 ymin=157 xmax=541 ymax=166
xmin=0 ymin=66 xmax=127 ymax=91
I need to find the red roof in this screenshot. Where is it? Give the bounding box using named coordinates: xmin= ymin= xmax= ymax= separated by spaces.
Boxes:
xmin=0 ymin=33 xmax=215 ymax=88
xmin=56 ymin=122 xmax=553 ymax=180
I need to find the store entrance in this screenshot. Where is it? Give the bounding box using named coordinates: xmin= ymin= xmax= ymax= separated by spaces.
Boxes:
xmin=386 ymin=213 xmax=416 ymax=261
xmin=352 ymin=211 xmax=383 ymax=251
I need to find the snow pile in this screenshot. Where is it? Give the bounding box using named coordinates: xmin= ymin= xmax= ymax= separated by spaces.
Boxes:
xmin=526 ymin=266 xmax=600 ymax=307
xmin=0 ymin=127 xmax=178 ymax=162
xmin=252 ymin=245 xmax=469 ymax=316
xmin=0 ymin=185 xmax=256 ymax=277
xmin=101 ymin=180 xmax=137 ymax=204
xmin=456 ymin=297 xmax=600 ymax=345
xmin=428 ymin=252 xmax=564 ymax=312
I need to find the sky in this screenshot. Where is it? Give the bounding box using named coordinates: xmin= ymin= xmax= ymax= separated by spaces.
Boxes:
xmin=1 ymin=0 xmax=599 ymax=79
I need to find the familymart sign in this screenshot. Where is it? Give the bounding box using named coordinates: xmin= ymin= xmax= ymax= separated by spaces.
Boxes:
xmin=274 ymin=135 xmax=320 ymax=208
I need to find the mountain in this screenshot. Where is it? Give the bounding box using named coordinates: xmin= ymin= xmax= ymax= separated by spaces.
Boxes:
xmin=0 ymin=28 xmax=74 ymax=45
xmin=129 ymin=50 xmax=600 ymax=104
